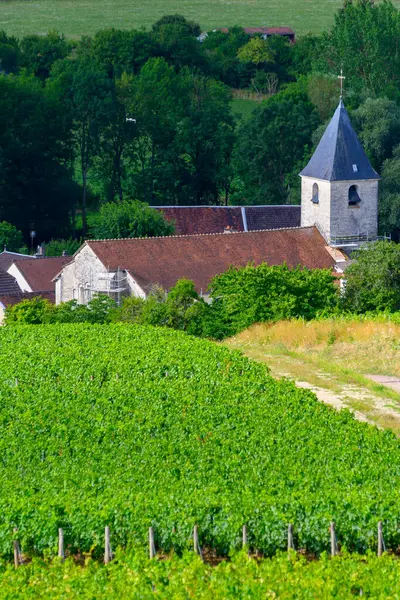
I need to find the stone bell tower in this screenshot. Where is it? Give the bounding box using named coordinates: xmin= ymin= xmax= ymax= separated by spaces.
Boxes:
xmin=300 ymin=98 xmax=380 ymax=248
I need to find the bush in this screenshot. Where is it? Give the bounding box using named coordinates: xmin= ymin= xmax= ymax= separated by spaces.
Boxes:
xmin=91 ymin=200 xmax=174 ymax=239
xmin=343 ymin=241 xmax=400 ymax=313
xmin=208 ymin=263 xmax=339 ymax=337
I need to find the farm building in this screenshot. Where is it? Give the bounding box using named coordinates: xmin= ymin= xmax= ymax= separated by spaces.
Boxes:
xmin=199 ymin=27 xmax=295 ymax=43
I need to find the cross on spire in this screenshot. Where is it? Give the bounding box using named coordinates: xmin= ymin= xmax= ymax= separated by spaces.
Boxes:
xmin=338 ymin=68 xmax=346 ymax=98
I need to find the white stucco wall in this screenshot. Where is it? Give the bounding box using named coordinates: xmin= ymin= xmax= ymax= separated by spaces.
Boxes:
xmin=301 ymin=177 xmax=332 ymax=239
xmin=7 ymin=264 xmax=32 ymax=293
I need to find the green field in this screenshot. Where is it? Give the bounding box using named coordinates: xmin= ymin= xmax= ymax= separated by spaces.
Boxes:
xmin=0 ymin=0 xmax=391 ymax=38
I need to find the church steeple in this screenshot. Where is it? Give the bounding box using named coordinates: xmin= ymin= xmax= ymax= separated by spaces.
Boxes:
xmin=300 ymin=98 xmax=379 ymax=247
xmin=300 ymin=99 xmax=379 ymax=182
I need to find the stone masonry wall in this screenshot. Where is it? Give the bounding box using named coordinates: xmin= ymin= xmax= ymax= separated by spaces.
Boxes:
xmin=330 ymin=180 xmax=378 ymax=239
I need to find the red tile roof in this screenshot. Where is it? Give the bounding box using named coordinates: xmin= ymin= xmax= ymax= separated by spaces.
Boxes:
xmin=12 ymin=257 xmax=71 ymax=292
xmin=0 ymin=251 xmax=31 ymax=272
xmin=86 ymin=227 xmax=334 ymax=293
xmin=157 ymin=206 xmax=244 ymax=235
xmin=216 ymin=27 xmax=295 ymax=36
xmin=154 ymin=205 xmax=301 ymax=235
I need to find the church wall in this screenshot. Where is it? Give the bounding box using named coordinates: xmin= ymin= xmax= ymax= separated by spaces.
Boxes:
xmin=301 ymin=176 xmax=331 ymax=239
xmin=330 ymin=180 xmax=378 ymax=239
xmin=57 ymin=245 xmax=112 ymax=304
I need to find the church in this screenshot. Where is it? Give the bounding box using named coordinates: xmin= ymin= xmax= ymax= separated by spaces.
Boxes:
xmin=53 ymin=98 xmax=383 ymax=305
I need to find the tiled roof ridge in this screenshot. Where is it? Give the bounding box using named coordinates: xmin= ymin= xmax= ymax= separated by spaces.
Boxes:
xmin=87 ymin=225 xmax=313 ymax=243
xmin=154 ymin=204 xmax=300 ymax=208
xmin=13 ymin=256 xmax=71 ymax=262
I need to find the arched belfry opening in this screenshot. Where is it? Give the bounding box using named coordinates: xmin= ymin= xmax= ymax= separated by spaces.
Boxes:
xmin=311 ymin=183 xmax=319 ymax=204
xmin=348 ymin=184 xmax=361 ymax=206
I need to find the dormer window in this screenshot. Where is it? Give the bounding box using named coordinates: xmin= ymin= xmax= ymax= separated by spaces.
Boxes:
xmin=349 ymin=184 xmax=361 ymax=206
xmin=311 ymin=183 xmax=319 ymax=204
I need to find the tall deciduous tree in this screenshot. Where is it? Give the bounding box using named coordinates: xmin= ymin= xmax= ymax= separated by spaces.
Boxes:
xmin=234 ymin=83 xmax=319 ymax=204
xmin=49 ymin=57 xmax=113 ymax=234
xmin=0 ymin=73 xmax=75 ymax=240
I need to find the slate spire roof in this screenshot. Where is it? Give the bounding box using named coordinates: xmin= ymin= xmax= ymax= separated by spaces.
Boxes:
xmin=300 ymin=99 xmax=380 ymax=181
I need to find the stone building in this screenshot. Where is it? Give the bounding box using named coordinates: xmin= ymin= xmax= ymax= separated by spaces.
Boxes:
xmin=300 ymin=99 xmax=380 ymax=249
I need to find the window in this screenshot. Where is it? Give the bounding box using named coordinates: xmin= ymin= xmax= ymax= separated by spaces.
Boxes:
xmin=349 ymin=184 xmax=361 ymax=206
xmin=311 ymin=183 xmax=319 ymax=204
xmin=352 ymin=164 xmax=358 ymax=173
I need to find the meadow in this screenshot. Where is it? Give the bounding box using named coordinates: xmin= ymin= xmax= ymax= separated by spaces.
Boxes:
xmin=0 ymin=0 xmax=386 ymax=38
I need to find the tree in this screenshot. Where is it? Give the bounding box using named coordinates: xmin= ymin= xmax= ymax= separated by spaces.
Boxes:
xmin=343 ymin=241 xmax=400 ymax=312
xmin=308 ymin=74 xmax=340 ymax=121
xmin=202 ymin=27 xmax=250 ymax=88
xmin=0 ymin=221 xmax=23 ymax=252
xmin=152 ymin=21 xmax=209 ymax=73
xmin=0 ymin=73 xmax=76 ymax=240
xmin=173 ymin=72 xmax=236 ymax=204
xmin=152 ymin=14 xmax=201 ymax=37
xmin=237 ymin=37 xmax=274 ymax=66
xmin=49 ymin=56 xmax=113 ymax=235
xmin=125 ymin=57 xmax=183 ymax=204
xmin=234 ymin=82 xmax=320 ymax=204
xmin=91 ymin=199 xmax=174 ymax=239
xmin=44 ymin=237 xmax=82 ymax=257
xmin=378 ymin=146 xmax=400 ymax=235
xmin=86 ymin=29 xmax=156 ymax=78
xmin=321 ymin=0 xmax=400 ymax=98
xmin=20 ymin=31 xmax=71 ymax=80
xmin=352 ymin=97 xmax=400 ymax=170
xmin=0 ymin=31 xmax=20 ymax=74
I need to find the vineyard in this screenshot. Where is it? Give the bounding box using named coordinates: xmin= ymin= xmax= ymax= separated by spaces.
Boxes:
xmin=1 ymin=551 xmax=400 ymax=598
xmin=1 ymin=324 xmax=400 ymax=559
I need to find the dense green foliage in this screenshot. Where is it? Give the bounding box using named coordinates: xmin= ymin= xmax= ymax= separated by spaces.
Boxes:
xmin=207 ymin=263 xmax=338 ymax=336
xmin=4 ymin=295 xmax=117 ymax=325
xmin=2 ymin=1 xmax=400 ymax=242
xmin=0 ymin=221 xmax=23 ymax=252
xmin=0 ymin=324 xmax=400 ymax=557
xmin=91 ymin=200 xmax=174 ymax=239
xmin=343 ymin=241 xmax=400 ymax=313
xmin=1 ymin=551 xmax=400 ymax=598
xmin=44 ymin=237 xmax=82 ymax=257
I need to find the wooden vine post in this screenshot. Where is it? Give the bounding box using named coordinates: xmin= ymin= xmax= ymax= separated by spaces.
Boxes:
xmin=58 ymin=528 xmax=65 ymax=560
xmin=242 ymin=525 xmax=248 ymax=549
xmin=104 ymin=526 xmax=112 ymax=564
xmin=330 ymin=522 xmax=337 ymax=557
xmin=13 ymin=528 xmax=21 ymax=569
xmin=378 ymin=521 xmax=384 ymax=557
xmin=287 ymin=524 xmax=294 ymax=551
xmin=193 ymin=525 xmax=203 ymax=560
xmin=149 ymin=527 xmax=156 ymax=559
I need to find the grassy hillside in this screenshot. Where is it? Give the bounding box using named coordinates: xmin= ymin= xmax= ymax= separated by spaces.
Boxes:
xmin=0 ymin=0 xmax=385 ymax=38
xmin=1 ymin=324 xmax=400 ymax=558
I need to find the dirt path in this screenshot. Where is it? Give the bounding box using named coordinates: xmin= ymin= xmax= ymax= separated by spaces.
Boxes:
xmin=227 ymin=342 xmax=400 ymax=435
